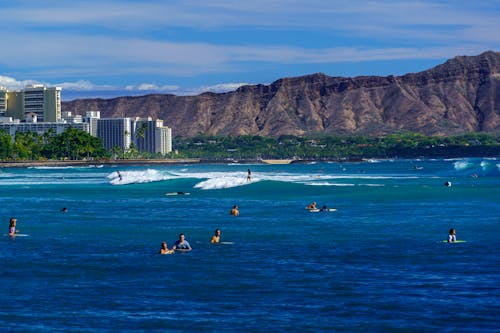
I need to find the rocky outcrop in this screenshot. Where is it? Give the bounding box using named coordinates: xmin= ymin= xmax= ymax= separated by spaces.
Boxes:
xmin=62 ymin=51 xmax=500 ymax=137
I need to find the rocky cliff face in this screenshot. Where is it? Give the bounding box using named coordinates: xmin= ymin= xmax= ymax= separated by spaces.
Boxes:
xmin=62 ymin=51 xmax=500 ymax=137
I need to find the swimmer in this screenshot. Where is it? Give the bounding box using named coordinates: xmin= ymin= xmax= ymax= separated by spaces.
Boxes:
xmin=448 ymin=228 xmax=457 ymax=243
xmin=210 ymin=229 xmax=221 ymax=243
xmin=61 ymin=207 xmax=68 ymax=213
xmin=230 ymin=205 xmax=239 ymax=216
xmin=8 ymin=218 xmax=17 ymax=236
xmin=172 ymin=233 xmax=192 ymax=251
xmin=159 ymin=242 xmax=173 ymax=254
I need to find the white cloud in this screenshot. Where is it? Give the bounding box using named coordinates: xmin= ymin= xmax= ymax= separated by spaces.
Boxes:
xmin=0 ymin=75 xmax=41 ymax=90
xmin=124 ymin=83 xmax=180 ymax=92
xmin=0 ymin=73 xmax=248 ymax=98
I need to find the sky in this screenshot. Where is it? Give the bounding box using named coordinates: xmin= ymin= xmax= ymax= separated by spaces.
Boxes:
xmin=0 ymin=0 xmax=499 ymax=100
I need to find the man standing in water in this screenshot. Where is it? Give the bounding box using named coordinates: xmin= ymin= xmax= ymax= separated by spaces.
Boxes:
xmin=8 ymin=218 xmax=17 ymax=236
xmin=172 ymin=233 xmax=192 ymax=251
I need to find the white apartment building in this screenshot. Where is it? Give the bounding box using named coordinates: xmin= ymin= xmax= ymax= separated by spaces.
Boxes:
xmin=0 ymin=120 xmax=89 ymax=137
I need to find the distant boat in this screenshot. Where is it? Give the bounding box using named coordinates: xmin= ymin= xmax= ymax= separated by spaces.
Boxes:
xmin=260 ymin=159 xmax=295 ymax=165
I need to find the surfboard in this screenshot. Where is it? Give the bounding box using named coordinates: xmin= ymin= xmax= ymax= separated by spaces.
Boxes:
xmin=160 ymin=250 xmax=175 ymax=254
xmin=443 ymin=240 xmax=467 ymax=243
xmin=165 ymin=192 xmax=190 ymax=196
xmin=4 ymin=233 xmax=29 ymax=237
xmin=220 ymin=241 xmax=234 ymax=245
xmin=309 ymin=208 xmax=337 ymax=212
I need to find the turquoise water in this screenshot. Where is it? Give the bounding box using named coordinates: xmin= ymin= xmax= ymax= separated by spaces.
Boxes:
xmin=1 ymin=158 xmax=499 ymax=332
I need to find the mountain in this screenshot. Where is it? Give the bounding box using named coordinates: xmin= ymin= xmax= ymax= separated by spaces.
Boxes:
xmin=62 ymin=51 xmax=500 ymax=137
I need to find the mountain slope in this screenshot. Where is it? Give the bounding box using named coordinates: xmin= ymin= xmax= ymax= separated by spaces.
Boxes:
xmin=62 ymin=51 xmax=500 ymax=137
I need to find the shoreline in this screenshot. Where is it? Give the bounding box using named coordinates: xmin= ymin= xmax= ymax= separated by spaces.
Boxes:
xmin=0 ymin=158 xmax=202 ymax=168
xmin=0 ymin=155 xmax=497 ymax=168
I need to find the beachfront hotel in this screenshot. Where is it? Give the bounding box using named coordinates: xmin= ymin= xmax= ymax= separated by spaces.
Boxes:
xmin=0 ymin=84 xmax=62 ymax=122
xmin=0 ymin=85 xmax=173 ymax=156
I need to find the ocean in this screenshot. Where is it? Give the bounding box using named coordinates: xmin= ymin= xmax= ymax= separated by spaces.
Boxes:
xmin=1 ymin=158 xmax=499 ymax=332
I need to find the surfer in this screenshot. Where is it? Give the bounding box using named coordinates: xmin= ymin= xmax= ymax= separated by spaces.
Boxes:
xmin=307 ymin=201 xmax=317 ymax=210
xmin=8 ymin=218 xmax=17 ymax=236
xmin=61 ymin=207 xmax=68 ymax=213
xmin=211 ymin=229 xmax=221 ymax=243
xmin=172 ymin=233 xmax=192 ymax=251
xmin=117 ymin=171 xmax=122 ymax=181
xmin=320 ymin=205 xmax=329 ymax=212
xmin=247 ymin=169 xmax=252 ymax=181
xmin=444 ymin=181 xmax=451 ymax=187
xmin=448 ymin=228 xmax=457 ymax=243
xmin=230 ymin=205 xmax=240 ymax=216
xmin=159 ymin=242 xmax=173 ymax=254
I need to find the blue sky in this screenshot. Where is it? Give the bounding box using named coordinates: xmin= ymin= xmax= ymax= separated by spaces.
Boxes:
xmin=0 ymin=0 xmax=499 ymax=100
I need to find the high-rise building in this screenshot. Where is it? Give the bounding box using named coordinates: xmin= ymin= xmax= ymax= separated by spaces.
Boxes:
xmin=133 ymin=117 xmax=172 ymax=155
xmin=155 ymin=126 xmax=172 ymax=154
xmin=95 ymin=118 xmax=132 ymax=152
xmin=3 ymin=85 xmax=61 ymax=122
xmin=0 ymin=86 xmax=7 ymax=116
xmin=23 ymin=85 xmax=61 ymax=122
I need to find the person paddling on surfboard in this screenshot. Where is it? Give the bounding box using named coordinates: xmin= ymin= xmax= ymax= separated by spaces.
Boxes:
xmin=448 ymin=228 xmax=457 ymax=243
xmin=8 ymin=218 xmax=17 ymax=236
xmin=307 ymin=202 xmax=317 ymax=210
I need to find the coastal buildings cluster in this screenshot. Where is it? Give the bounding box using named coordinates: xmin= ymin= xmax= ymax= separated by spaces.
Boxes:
xmin=0 ymin=85 xmax=172 ymax=155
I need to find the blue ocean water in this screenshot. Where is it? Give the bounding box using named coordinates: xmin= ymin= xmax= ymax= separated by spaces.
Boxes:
xmin=1 ymin=158 xmax=499 ymax=332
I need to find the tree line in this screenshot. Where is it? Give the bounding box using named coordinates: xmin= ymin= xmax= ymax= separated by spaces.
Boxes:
xmin=0 ymin=127 xmax=109 ymax=160
xmin=172 ymin=133 xmax=500 ymax=160
xmin=1 ymin=128 xmax=499 ymax=161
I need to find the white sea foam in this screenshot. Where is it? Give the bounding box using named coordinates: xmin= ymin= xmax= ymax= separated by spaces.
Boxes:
xmin=480 ymin=160 xmax=491 ymax=170
xmin=304 ymin=182 xmax=355 ymax=186
xmin=108 ymin=169 xmax=176 ymax=185
xmin=194 ymin=176 xmax=255 ymax=190
xmin=453 ymin=160 xmax=473 ymax=171
xmin=103 ymin=167 xmax=422 ymax=189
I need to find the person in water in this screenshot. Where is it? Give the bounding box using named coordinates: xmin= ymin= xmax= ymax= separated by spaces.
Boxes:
xmin=159 ymin=242 xmax=173 ymax=254
xmin=307 ymin=202 xmax=317 ymax=209
xmin=247 ymin=169 xmax=252 ymax=181
xmin=117 ymin=171 xmax=122 ymax=181
xmin=448 ymin=228 xmax=457 ymax=243
xmin=172 ymin=233 xmax=192 ymax=251
xmin=8 ymin=218 xmax=17 ymax=236
xmin=230 ymin=205 xmax=240 ymax=216
xmin=211 ymin=229 xmax=221 ymax=243
xmin=444 ymin=181 xmax=451 ymax=187
xmin=61 ymin=207 xmax=68 ymax=213
xmin=320 ymin=205 xmax=328 ymax=212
